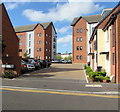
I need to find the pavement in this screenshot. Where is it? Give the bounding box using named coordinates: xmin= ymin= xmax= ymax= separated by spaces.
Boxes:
xmin=1 ymin=63 xmax=120 ymax=95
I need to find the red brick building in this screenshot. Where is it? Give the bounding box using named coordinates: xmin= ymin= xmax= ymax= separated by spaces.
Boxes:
xmin=0 ymin=3 xmax=21 ymax=76
xmin=71 ymin=15 xmax=102 ymax=64
xmin=15 ymin=22 xmax=57 ymax=60
xmin=89 ymin=2 xmax=120 ymax=83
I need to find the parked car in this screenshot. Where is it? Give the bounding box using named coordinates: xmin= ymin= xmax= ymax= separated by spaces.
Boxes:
xmin=67 ymin=60 xmax=72 ymax=63
xmin=26 ymin=63 xmax=35 ymax=70
xmin=22 ymin=58 xmax=41 ymax=70
xmin=34 ymin=59 xmax=41 ymax=69
xmin=45 ymin=60 xmax=51 ymax=67
xmin=21 ymin=60 xmax=27 ymax=73
xmin=51 ymin=59 xmax=61 ymax=63
xmin=39 ymin=60 xmax=47 ymax=68
xmin=61 ymin=59 xmax=67 ymax=63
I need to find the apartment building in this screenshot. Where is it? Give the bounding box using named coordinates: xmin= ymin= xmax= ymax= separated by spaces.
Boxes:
xmin=71 ymin=15 xmax=102 ymax=64
xmin=0 ymin=3 xmax=21 ymax=76
xmin=89 ymin=2 xmax=120 ymax=83
xmin=15 ymin=22 xmax=57 ymax=60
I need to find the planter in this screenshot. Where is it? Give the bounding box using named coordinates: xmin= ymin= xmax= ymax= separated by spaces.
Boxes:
xmin=103 ymin=80 xmax=107 ymax=83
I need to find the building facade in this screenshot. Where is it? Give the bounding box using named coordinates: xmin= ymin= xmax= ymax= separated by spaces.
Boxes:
xmin=89 ymin=2 xmax=120 ymax=83
xmin=0 ymin=3 xmax=21 ymax=76
xmin=15 ymin=22 xmax=57 ymax=60
xmin=71 ymin=15 xmax=102 ymax=64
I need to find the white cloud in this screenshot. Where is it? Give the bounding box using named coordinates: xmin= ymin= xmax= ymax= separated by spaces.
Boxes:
xmin=63 ymin=44 xmax=68 ymax=47
xmin=57 ymin=26 xmax=70 ymax=33
xmin=22 ymin=2 xmax=103 ymax=22
xmin=6 ymin=3 xmax=19 ymax=10
xmin=57 ymin=35 xmax=72 ymax=44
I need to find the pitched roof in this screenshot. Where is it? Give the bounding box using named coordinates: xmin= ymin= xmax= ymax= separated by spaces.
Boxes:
xmin=14 ymin=22 xmax=52 ymax=33
xmin=83 ymin=14 xmax=102 ymax=23
xmin=71 ymin=14 xmax=102 ymax=26
xmin=71 ymin=17 xmax=79 ymax=26
xmin=103 ymin=9 xmax=120 ymax=31
xmin=102 ymin=8 xmax=113 ymax=19
xmin=89 ymin=2 xmax=120 ymax=43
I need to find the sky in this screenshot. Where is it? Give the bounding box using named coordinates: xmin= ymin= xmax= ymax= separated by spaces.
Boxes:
xmin=3 ymin=1 xmax=119 ymax=54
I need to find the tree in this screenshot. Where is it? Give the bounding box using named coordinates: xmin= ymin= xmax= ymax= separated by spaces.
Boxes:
xmin=24 ymin=51 xmax=30 ymax=58
xmin=64 ymin=57 xmax=68 ymax=60
xmin=56 ymin=55 xmax=62 ymax=60
xmin=67 ymin=55 xmax=72 ymax=60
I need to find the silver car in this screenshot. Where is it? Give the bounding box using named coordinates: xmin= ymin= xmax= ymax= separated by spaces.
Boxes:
xmin=27 ymin=64 xmax=35 ymax=70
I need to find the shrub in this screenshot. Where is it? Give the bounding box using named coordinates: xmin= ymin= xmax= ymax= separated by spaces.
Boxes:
xmin=88 ymin=71 xmax=95 ymax=79
xmin=86 ymin=66 xmax=93 ymax=73
xmin=4 ymin=70 xmax=15 ymax=79
xmin=84 ymin=65 xmax=87 ymax=69
xmin=95 ymin=75 xmax=105 ymax=82
xmin=103 ymin=76 xmax=110 ymax=82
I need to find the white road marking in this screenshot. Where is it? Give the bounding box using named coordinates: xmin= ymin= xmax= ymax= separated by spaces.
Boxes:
xmin=85 ymin=84 xmax=102 ymax=87
xmin=1 ymin=86 xmax=118 ymax=95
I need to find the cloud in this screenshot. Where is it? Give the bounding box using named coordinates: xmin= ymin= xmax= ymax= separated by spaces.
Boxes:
xmin=57 ymin=26 xmax=70 ymax=33
xmin=5 ymin=3 xmax=19 ymax=10
xmin=62 ymin=44 xmax=68 ymax=47
xmin=22 ymin=2 xmax=103 ymax=22
xmin=57 ymin=35 xmax=72 ymax=44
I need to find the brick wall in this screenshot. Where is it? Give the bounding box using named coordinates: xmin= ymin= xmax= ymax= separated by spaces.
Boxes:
xmin=1 ymin=4 xmax=21 ymax=76
xmin=72 ymin=18 xmax=87 ymax=63
xmin=34 ymin=24 xmax=45 ymax=59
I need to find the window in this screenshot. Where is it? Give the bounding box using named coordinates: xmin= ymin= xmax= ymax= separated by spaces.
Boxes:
xmin=29 ymin=41 xmax=31 ymax=47
xmin=80 ymin=55 xmax=83 ymax=60
xmin=77 ymin=46 xmax=79 ymax=50
xmin=38 ymin=33 xmax=42 ymax=37
xmin=54 ymin=38 xmax=56 ymax=42
xmin=76 ymin=55 xmax=79 ymax=60
xmin=53 ymin=45 xmax=56 ymax=49
xmin=46 ymin=41 xmax=48 ymax=44
xmin=19 ymin=35 xmax=23 ymax=38
xmin=37 ymin=40 xmax=41 ymax=44
xmin=29 ymin=37 xmax=31 ymax=40
xmin=46 ymin=34 xmax=48 ymax=37
xmin=29 ymin=49 xmax=31 ymax=54
xmin=46 ymin=56 xmax=48 ymax=59
xmin=29 ymin=34 xmax=31 ymax=38
xmin=76 ymin=37 xmax=79 ymax=42
xmin=37 ymin=48 xmax=41 ymax=52
xmin=79 ymin=28 xmax=82 ymax=33
xmin=80 ymin=46 xmax=82 ymax=50
xmin=39 ymin=56 xmax=41 ymax=59
xmin=19 ymin=42 xmax=22 ymax=46
xmin=94 ymin=40 xmax=97 ymax=50
xmin=76 ymin=29 xmax=79 ymax=33
xmin=79 ymin=37 xmax=83 ymax=42
xmin=54 ymin=52 xmax=56 ymax=55
xmin=92 ymin=27 xmax=95 ymax=32
xmin=46 ymin=49 xmax=48 ymax=52
xmin=96 ymin=54 xmax=98 ymax=63
xmin=112 ymin=23 xmax=116 ymax=47
xmin=107 ymin=29 xmax=109 ymax=42
xmin=19 ymin=49 xmax=22 ymax=52
xmin=112 ymin=53 xmax=115 ymax=65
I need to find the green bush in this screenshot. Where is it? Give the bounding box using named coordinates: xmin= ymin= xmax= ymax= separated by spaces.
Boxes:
xmin=4 ymin=70 xmax=15 ymax=79
xmin=86 ymin=66 xmax=93 ymax=73
xmin=84 ymin=65 xmax=87 ymax=69
xmin=103 ymin=76 xmax=110 ymax=82
xmin=88 ymin=71 xmax=95 ymax=79
xmin=95 ymin=75 xmax=105 ymax=82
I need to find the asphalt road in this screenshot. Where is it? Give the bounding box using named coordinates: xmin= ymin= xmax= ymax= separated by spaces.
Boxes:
xmin=1 ymin=64 xmax=119 ymax=111
xmin=2 ymin=87 xmax=118 ymax=110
